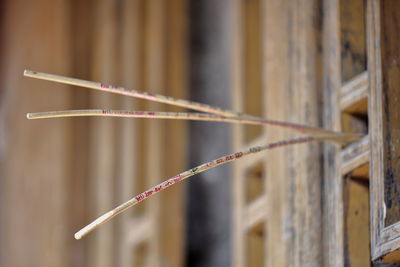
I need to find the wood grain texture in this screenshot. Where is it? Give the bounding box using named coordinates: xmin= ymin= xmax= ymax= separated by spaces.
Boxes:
xmin=0 ymin=1 xmax=72 ymax=266
xmin=340 ymin=0 xmax=367 ymax=83
xmin=380 ymin=0 xmax=400 ymax=228
xmin=264 ymin=0 xmax=323 ymax=266
xmin=67 ymin=0 xmax=93 ymax=265
xmin=115 ymin=1 xmax=141 ymax=265
xmin=340 ymin=135 xmax=370 ymax=176
xmin=160 ymin=0 xmax=187 ymax=266
xmin=344 ymin=177 xmax=371 ymax=266
xmin=370 ymin=0 xmax=400 ymax=262
xmin=322 ymin=0 xmax=345 ymax=266
xmin=87 ymin=1 xmax=119 ymax=266
xmin=0 ymin=0 xmax=186 ymax=266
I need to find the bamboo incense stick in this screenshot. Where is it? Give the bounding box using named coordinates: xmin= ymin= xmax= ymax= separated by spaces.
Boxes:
xmin=23 ymin=70 xmax=361 ymax=141
xmin=24 ymin=70 xmax=238 ymax=117
xmin=26 ymin=109 xmax=361 ymax=141
xmin=23 ymin=70 xmax=365 ymax=239
xmin=74 ymin=134 xmax=354 ymax=239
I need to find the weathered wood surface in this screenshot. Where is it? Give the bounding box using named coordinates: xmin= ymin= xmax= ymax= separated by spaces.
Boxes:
xmin=323 ymin=0 xmax=345 ymax=265
xmin=370 ymin=0 xmax=400 ymax=262
xmin=380 ymin=0 xmax=400 ymax=228
xmin=340 ymin=0 xmax=367 ymax=83
xmin=264 ymin=0 xmax=323 ymax=266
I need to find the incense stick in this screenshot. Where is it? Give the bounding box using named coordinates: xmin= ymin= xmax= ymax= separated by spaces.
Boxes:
xmin=23 ymin=70 xmax=360 ymax=141
xmin=26 ymin=109 xmax=361 ymax=141
xmin=74 ymin=134 xmax=353 ymax=239
xmin=24 ymin=70 xmax=238 ymax=117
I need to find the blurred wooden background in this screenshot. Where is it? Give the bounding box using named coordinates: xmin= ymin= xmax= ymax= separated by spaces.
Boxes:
xmin=0 ymin=0 xmax=385 ymax=266
xmin=0 ymin=0 xmax=187 ymax=266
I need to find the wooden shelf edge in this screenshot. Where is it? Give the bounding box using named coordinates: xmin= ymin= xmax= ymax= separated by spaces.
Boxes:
xmin=339 ymin=71 xmax=369 ymax=111
xmin=243 ymin=195 xmax=267 ymax=230
xmin=340 ymin=135 xmax=370 ymax=175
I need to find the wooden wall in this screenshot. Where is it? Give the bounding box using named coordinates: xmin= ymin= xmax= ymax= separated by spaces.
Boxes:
xmin=231 ymin=0 xmax=324 ymax=266
xmin=0 ymin=0 xmax=187 ymax=266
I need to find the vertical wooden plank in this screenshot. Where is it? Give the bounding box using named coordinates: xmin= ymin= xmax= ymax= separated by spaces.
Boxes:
xmin=290 ymin=0 xmax=323 ymax=265
xmin=232 ymin=0 xmax=245 ymax=265
xmin=88 ymin=1 xmax=119 ymax=266
xmin=0 ymin=0 xmax=72 ymax=266
xmin=68 ymin=1 xmax=93 ymax=266
xmin=263 ymin=0 xmax=323 ymax=266
xmin=116 ymin=1 xmax=140 ymax=266
xmin=161 ymin=0 xmax=187 ymax=266
xmin=380 ymin=0 xmax=400 ymax=228
xmin=264 ymin=0 xmax=290 ymax=265
xmin=370 ymin=0 xmax=400 ymax=262
xmin=146 ymin=0 xmax=165 ymax=265
xmin=368 ymin=0 xmax=385 ymax=261
xmin=322 ymin=0 xmax=344 ymax=266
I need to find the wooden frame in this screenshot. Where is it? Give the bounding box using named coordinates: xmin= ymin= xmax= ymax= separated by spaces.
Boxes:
xmin=369 ymin=0 xmax=400 ymax=262
xmin=232 ymin=0 xmax=323 ymax=266
xmin=323 ymin=0 xmax=372 ymax=265
xmin=87 ymin=1 xmax=187 ymax=266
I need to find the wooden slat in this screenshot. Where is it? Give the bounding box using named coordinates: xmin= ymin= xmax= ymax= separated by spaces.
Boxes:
xmin=264 ymin=0 xmax=324 ymax=266
xmin=290 ymin=1 xmax=323 ymax=265
xmin=341 ymin=135 xmax=370 ymax=175
xmin=68 ymin=1 xmax=92 ymax=266
xmin=264 ymin=0 xmax=290 ymax=265
xmin=232 ymin=0 xmax=246 ymax=264
xmin=126 ymin=216 xmax=153 ymax=245
xmin=145 ymin=1 xmax=165 ymax=266
xmin=367 ymin=0 xmax=383 ymax=260
xmin=339 ymin=71 xmax=369 ymax=112
xmin=88 ymin=1 xmax=119 ymax=266
xmin=243 ymin=195 xmax=267 ymax=230
xmin=322 ymin=0 xmax=345 ymax=266
xmin=160 ymin=0 xmax=187 ymax=266
xmin=0 ymin=1 xmax=72 ymax=266
xmin=116 ymin=1 xmax=141 ymax=266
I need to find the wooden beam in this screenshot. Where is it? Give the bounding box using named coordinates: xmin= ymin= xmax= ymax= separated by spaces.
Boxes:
xmin=322 ymin=0 xmax=345 ymax=265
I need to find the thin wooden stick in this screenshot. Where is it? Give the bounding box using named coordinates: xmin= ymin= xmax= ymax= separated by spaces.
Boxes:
xmin=74 ymin=134 xmax=354 ymax=239
xmin=24 ymin=70 xmax=238 ymax=117
xmin=23 ymin=70 xmax=360 ymax=142
xmin=26 ymin=109 xmax=361 ymax=142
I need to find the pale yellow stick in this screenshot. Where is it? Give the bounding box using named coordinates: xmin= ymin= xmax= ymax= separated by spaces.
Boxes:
xmin=27 ymin=109 xmax=362 ymax=143
xmin=24 ymin=70 xmax=237 ymax=117
xmin=24 ymin=70 xmax=362 ymax=142
xmin=74 ymin=134 xmax=357 ymax=239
